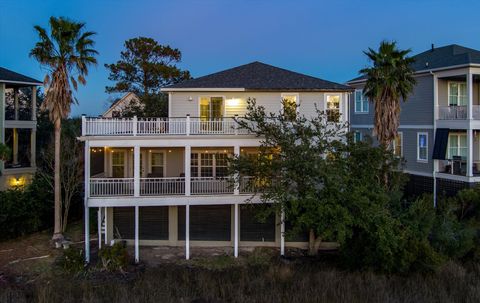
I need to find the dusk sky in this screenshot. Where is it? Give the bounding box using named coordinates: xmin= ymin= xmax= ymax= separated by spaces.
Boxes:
xmin=1 ymin=0 xmax=479 ymax=117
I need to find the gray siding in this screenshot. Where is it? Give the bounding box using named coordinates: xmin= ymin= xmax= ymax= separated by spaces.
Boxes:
xmin=350 ymin=74 xmax=434 ymax=126
xmin=351 ymin=127 xmax=434 ymax=175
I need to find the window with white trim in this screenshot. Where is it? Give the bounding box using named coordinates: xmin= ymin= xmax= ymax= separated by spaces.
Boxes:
xmin=417 ymin=132 xmax=428 ymax=162
xmin=354 ymin=90 xmax=369 ymax=113
xmin=191 ymin=152 xmax=230 ymax=177
xmin=150 ymin=152 xmax=165 ymax=177
xmin=393 ymin=132 xmax=403 ymax=158
xmin=326 ymin=94 xmax=341 ymax=122
xmin=448 ymin=82 xmax=467 ymax=106
xmin=111 ymin=151 xmax=125 ymax=178
xmin=281 ymin=93 xmax=298 ymax=120
xmin=447 ymin=134 xmax=467 ymax=159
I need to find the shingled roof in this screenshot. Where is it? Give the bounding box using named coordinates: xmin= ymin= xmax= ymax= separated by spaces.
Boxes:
xmin=163 ymin=61 xmax=352 ymax=91
xmin=348 ymin=44 xmax=480 ymax=83
xmin=0 ymin=67 xmax=42 ymax=85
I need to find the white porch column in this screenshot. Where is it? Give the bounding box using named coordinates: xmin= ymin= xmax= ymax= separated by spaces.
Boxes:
xmin=185 ymin=145 xmax=191 ymax=196
xmin=104 ymin=207 xmax=108 ymax=245
xmin=467 ymin=128 xmax=474 ymax=177
xmin=97 ymin=208 xmax=102 ymax=249
xmin=31 ymin=86 xmax=37 ymax=122
xmin=467 ymin=72 xmax=473 ymax=120
xmin=12 ymin=128 xmax=18 ymax=165
xmin=30 ymin=130 xmax=36 ymax=167
xmin=134 ymin=146 xmax=140 ymax=197
xmin=234 ymin=203 xmax=239 ymax=258
xmin=84 ymin=140 xmax=91 ymax=262
xmin=14 ymin=88 xmax=19 ymax=120
xmin=234 ymin=145 xmax=240 ymax=195
xmin=134 ymin=205 xmax=139 ymax=263
xmin=280 ymin=209 xmax=285 ymax=256
xmin=186 ymin=204 xmax=190 ymax=260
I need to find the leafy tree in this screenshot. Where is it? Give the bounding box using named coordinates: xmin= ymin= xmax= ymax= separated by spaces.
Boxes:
xmin=105 ymin=37 xmax=190 ymax=118
xmin=0 ymin=143 xmax=11 ymax=162
xmin=30 ymin=16 xmax=98 ymax=242
xmin=360 ymin=41 xmax=416 ymax=147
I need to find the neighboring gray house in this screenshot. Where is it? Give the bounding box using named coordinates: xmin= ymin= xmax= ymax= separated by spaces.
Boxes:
xmin=348 ymin=44 xmax=480 ymax=197
xmin=0 ymin=67 xmax=42 ymax=190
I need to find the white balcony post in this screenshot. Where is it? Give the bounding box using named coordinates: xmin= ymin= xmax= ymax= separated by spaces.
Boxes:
xmin=97 ymin=208 xmax=102 ymax=249
xmin=31 ymin=86 xmax=37 ymax=122
xmin=134 ymin=205 xmax=139 ymax=263
xmin=467 ymin=72 xmax=473 ymax=120
xmin=185 ymin=145 xmax=191 ymax=196
xmin=186 ymin=204 xmax=190 ymax=260
xmin=84 ymin=140 xmax=91 ymax=262
xmin=14 ymin=88 xmax=18 ymax=120
xmin=280 ymin=208 xmax=285 ymax=256
xmin=134 ymin=146 xmax=140 ymax=197
xmin=234 ymin=145 xmax=240 ymax=195
xmin=133 ymin=116 xmax=138 ymax=136
xmin=81 ymin=115 xmax=86 ymax=136
xmin=234 ymin=203 xmax=239 ymax=258
xmin=186 ymin=114 xmax=191 ymax=136
xmin=30 ymin=129 xmax=36 ymax=167
xmin=104 ymin=207 xmax=108 ymax=245
xmin=234 ymin=114 xmax=239 ymax=135
xmin=467 ymin=128 xmax=473 ymax=177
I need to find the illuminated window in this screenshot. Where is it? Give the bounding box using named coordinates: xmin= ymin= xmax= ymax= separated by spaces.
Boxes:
xmin=281 ymin=94 xmax=298 ymax=120
xmin=200 ymin=97 xmax=224 ymax=120
xmin=112 ymin=151 xmax=125 ymax=178
xmin=326 ymin=95 xmax=341 ymax=122
xmin=393 ymin=132 xmax=403 ymax=157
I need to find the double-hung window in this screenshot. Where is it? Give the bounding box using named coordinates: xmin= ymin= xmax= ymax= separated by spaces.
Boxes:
xmin=354 ymin=90 xmax=369 ymax=113
xmin=417 ymin=132 xmax=428 ymax=162
xmin=191 ymin=152 xmax=230 ymax=178
xmin=447 ymin=134 xmax=467 ymax=159
xmin=448 ymin=82 xmax=467 ymax=106
xmin=354 ymin=131 xmax=362 ymax=143
xmin=150 ymin=152 xmax=165 ymax=177
xmin=281 ymin=93 xmax=298 ymax=120
xmin=326 ymin=94 xmax=341 ymax=122
xmin=111 ymin=151 xmax=125 ymax=178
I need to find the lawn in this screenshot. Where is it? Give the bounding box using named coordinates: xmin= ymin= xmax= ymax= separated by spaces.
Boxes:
xmin=1 ymin=224 xmax=479 ymax=303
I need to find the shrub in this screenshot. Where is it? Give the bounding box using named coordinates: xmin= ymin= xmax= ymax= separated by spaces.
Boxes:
xmin=99 ymin=242 xmax=129 ymax=271
xmin=58 ymin=247 xmax=85 ymax=274
xmin=0 ymin=175 xmax=53 ymax=240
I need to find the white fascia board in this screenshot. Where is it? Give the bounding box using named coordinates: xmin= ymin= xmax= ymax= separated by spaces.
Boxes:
xmin=85 ymin=137 xmax=263 ymax=148
xmin=160 ymin=88 xmax=246 ymax=92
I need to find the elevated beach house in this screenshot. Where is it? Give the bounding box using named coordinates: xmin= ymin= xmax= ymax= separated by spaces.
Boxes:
xmin=79 ymin=62 xmax=352 ymax=262
xmin=0 ymin=67 xmax=42 ymax=190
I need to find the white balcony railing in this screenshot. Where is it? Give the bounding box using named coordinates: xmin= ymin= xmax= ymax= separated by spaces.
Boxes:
xmin=140 ymin=177 xmax=185 ymax=195
xmin=82 ymin=116 xmax=253 ymax=136
xmin=191 ymin=177 xmax=234 ymax=195
xmin=438 ymin=105 xmax=480 ymax=120
xmin=90 ymin=178 xmax=134 ymax=197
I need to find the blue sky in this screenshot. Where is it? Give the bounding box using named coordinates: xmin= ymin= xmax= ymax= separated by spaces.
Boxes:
xmin=1 ymin=0 xmax=479 ymax=116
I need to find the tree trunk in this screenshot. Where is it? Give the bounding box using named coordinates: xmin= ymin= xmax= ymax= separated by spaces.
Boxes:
xmin=52 ymin=120 xmax=64 ymax=242
xmin=308 ymin=229 xmax=322 ymax=256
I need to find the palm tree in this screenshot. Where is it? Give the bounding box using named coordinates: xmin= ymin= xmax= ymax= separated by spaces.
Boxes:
xmin=360 ymin=41 xmax=416 ymax=148
xmin=30 ymin=17 xmax=98 ymax=242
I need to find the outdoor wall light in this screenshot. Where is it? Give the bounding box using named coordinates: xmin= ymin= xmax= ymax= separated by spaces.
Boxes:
xmin=188 ymin=96 xmax=193 ymax=101
xmin=226 ymin=98 xmax=240 ymax=107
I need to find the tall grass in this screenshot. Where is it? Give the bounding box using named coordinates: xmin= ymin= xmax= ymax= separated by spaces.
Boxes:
xmin=1 ymin=260 xmax=479 ymax=303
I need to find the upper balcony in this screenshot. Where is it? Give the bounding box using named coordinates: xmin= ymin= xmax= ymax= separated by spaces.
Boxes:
xmin=82 ymin=116 xmax=253 ymax=137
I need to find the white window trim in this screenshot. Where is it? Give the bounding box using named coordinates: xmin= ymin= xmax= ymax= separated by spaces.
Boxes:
xmin=197 ymin=95 xmax=227 ymax=118
xmin=417 ymin=132 xmax=428 ymax=163
xmin=280 ymin=93 xmax=300 ymax=115
xmin=354 ymin=89 xmax=369 ymax=114
xmin=447 ymin=81 xmax=467 ymax=107
xmin=324 ymin=93 xmax=343 ymax=122
xmin=393 ymin=132 xmax=403 ymax=158
xmin=192 ymin=151 xmax=231 ymax=177
xmin=148 ymin=150 xmax=167 ymax=176
xmin=110 ymin=149 xmax=127 ymax=178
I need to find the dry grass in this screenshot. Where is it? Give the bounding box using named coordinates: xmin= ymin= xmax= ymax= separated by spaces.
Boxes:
xmin=1 ymin=256 xmax=480 ymax=303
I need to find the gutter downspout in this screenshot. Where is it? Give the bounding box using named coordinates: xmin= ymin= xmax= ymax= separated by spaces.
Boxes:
xmin=431 ymin=71 xmax=437 ymax=207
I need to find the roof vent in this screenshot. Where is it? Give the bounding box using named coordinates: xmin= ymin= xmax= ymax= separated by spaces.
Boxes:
xmin=431 ymin=43 xmax=435 ymax=52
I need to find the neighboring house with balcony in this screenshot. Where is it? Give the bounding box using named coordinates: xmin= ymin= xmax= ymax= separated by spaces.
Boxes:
xmin=79 ymin=61 xmax=352 ymax=262
xmin=348 ymin=44 xmax=480 ymax=197
xmin=0 ymin=67 xmax=41 ymax=190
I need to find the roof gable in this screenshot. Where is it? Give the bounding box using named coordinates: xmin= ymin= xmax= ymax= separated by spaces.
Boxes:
xmin=163 ymin=62 xmax=351 ymax=91
xmin=0 ymin=67 xmax=42 ymax=85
